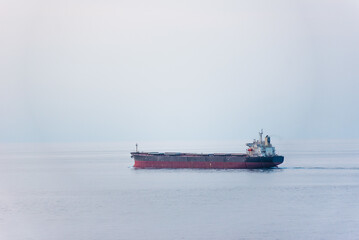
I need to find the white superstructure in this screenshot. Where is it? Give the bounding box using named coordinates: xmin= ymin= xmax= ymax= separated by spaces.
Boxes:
xmin=246 ymin=129 xmax=276 ymax=157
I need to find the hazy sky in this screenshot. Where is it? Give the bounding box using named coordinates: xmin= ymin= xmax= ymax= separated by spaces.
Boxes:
xmin=1 ymin=0 xmax=358 ymax=142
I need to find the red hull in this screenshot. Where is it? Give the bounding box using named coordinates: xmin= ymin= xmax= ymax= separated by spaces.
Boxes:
xmin=134 ymin=160 xmax=277 ymax=169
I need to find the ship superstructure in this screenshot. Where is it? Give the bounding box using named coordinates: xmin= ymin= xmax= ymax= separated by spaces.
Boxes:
xmin=246 ymin=129 xmax=276 ymax=157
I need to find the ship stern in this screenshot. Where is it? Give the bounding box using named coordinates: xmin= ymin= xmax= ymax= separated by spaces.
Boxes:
xmin=245 ymin=155 xmax=284 ymax=168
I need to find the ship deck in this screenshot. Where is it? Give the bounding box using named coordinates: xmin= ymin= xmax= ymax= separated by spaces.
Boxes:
xmin=131 ymin=152 xmax=248 ymax=157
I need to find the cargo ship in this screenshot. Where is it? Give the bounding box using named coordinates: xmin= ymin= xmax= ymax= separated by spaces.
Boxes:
xmin=131 ymin=130 xmax=284 ymax=169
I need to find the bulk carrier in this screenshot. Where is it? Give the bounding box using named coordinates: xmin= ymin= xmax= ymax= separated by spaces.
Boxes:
xmin=131 ymin=130 xmax=284 ymax=169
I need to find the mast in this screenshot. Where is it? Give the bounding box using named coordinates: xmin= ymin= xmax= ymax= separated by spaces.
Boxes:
xmin=259 ymin=129 xmax=263 ymax=144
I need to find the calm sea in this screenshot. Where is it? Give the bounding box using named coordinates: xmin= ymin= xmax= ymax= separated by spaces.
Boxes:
xmin=0 ymin=140 xmax=358 ymax=240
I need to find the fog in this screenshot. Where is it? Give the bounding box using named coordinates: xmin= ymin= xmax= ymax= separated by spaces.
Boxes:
xmin=1 ymin=0 xmax=358 ymax=142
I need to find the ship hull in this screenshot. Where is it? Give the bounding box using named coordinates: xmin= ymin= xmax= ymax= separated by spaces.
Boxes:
xmin=131 ymin=153 xmax=284 ymax=169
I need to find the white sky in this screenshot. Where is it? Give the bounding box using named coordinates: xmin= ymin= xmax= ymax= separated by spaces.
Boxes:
xmin=1 ymin=0 xmax=358 ymax=142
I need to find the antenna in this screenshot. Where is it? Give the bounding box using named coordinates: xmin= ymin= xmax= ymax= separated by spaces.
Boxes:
xmin=259 ymin=129 xmax=263 ymax=143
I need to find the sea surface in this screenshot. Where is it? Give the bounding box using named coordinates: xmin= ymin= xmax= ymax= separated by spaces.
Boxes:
xmin=0 ymin=140 xmax=358 ymax=240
